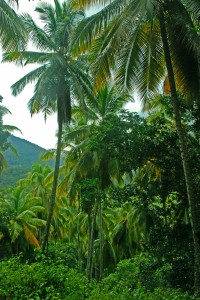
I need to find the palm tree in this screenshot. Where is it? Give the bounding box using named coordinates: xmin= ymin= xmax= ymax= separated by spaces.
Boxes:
xmin=72 ymin=0 xmax=200 ymax=292
xmin=19 ymin=163 xmax=52 ymax=200
xmin=61 ymin=84 xmax=132 ymax=279
xmin=19 ymin=163 xmax=53 ymax=242
xmin=62 ymin=84 xmax=132 ymax=194
xmin=2 ymin=0 xmax=91 ymax=251
xmin=0 ymin=185 xmax=46 ymax=253
xmin=110 ymin=201 xmax=149 ymax=260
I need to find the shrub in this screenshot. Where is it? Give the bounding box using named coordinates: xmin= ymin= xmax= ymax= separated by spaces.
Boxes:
xmin=0 ymin=254 xmax=89 ymax=299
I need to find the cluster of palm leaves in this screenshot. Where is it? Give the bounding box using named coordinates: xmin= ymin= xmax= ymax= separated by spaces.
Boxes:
xmin=0 ymin=0 xmax=200 ymax=293
xmin=0 ymin=97 xmax=21 ymax=174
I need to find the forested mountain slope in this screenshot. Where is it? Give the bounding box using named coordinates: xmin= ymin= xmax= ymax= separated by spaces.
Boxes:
xmin=0 ymin=136 xmax=51 ymax=188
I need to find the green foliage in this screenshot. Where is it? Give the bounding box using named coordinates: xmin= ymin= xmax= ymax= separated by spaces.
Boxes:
xmin=89 ymin=258 xmax=199 ymax=300
xmin=46 ymin=242 xmax=79 ymax=269
xmin=0 ymin=254 xmax=90 ymax=300
xmin=0 ymin=254 xmax=198 ymax=300
xmin=77 ymin=178 xmax=101 ymax=214
xmin=89 ymin=111 xmax=153 ymax=174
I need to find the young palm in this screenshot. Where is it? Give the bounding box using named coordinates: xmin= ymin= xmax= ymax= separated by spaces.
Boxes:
xmin=0 ymin=185 xmax=46 ymax=253
xmin=2 ymin=0 xmax=91 ymax=251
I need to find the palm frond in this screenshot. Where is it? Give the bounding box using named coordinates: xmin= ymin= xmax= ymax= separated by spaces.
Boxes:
xmin=10 ymin=64 xmax=48 ymax=96
xmin=73 ymin=0 xmax=109 ymax=9
xmin=21 ymin=13 xmax=56 ymax=51
xmin=185 ymin=0 xmax=200 ymax=20
xmin=0 ymin=0 xmax=27 ymax=51
xmin=0 ymin=103 xmax=11 ymax=116
xmin=0 ymin=152 xmax=7 ymax=173
xmin=35 ymin=2 xmax=57 ymax=34
xmin=72 ymin=0 xmax=127 ymax=54
xmin=10 ymin=221 xmax=23 ymax=242
xmin=3 ymin=125 xmax=22 ymax=134
xmin=166 ymin=0 xmax=200 ymax=102
xmin=24 ymin=225 xmax=40 ymax=248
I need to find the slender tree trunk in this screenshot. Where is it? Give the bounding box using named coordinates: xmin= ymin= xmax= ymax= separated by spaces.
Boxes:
xmin=89 ymin=201 xmax=98 ymax=280
xmin=87 ymin=200 xmax=98 ymax=280
xmin=42 ymin=120 xmax=63 ymax=252
xmin=99 ymin=197 xmax=103 ymax=280
xmin=86 ymin=211 xmax=92 ymax=277
xmin=77 ymin=199 xmax=82 ymax=273
xmin=195 ymin=52 xmax=200 ymax=143
xmin=159 ymin=8 xmax=200 ymax=294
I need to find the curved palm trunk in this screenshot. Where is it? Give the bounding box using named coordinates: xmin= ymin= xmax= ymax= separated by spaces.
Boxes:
xmin=159 ymin=9 xmax=200 ymax=294
xmin=42 ymin=120 xmax=63 ymax=252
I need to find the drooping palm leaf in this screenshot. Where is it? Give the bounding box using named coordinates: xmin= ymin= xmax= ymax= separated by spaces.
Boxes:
xmin=0 ymin=0 xmax=27 ymax=51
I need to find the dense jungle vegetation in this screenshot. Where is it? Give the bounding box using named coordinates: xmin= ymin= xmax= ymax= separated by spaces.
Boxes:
xmin=0 ymin=0 xmax=200 ymax=299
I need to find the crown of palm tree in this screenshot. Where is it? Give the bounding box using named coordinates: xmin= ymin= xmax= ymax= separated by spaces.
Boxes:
xmin=72 ymin=0 xmax=200 ymax=106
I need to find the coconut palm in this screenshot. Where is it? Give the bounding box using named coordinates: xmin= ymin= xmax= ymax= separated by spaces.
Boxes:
xmin=18 ymin=163 xmax=53 ymax=242
xmin=0 ymin=185 xmax=46 ymax=253
xmin=61 ymin=84 xmax=132 ymax=195
xmin=110 ymin=201 xmax=150 ymax=260
xmin=19 ymin=163 xmax=52 ymax=200
xmin=60 ymin=84 xmax=132 ymax=279
xmin=2 ymin=0 xmax=92 ymax=251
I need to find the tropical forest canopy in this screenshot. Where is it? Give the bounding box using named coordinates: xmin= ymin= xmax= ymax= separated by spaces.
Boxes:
xmin=0 ymin=0 xmax=200 ymax=299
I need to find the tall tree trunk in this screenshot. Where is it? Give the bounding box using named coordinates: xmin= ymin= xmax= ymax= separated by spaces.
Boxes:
xmin=87 ymin=200 xmax=98 ymax=280
xmin=42 ymin=120 xmax=63 ymax=252
xmin=195 ymin=52 xmax=200 ymax=143
xmin=89 ymin=200 xmax=98 ymax=280
xmin=159 ymin=8 xmax=200 ymax=294
xmin=98 ymin=158 xmax=109 ymax=280
xmin=99 ymin=197 xmax=103 ymax=281
xmin=77 ymin=199 xmax=82 ymax=273
xmin=86 ymin=211 xmax=92 ymax=278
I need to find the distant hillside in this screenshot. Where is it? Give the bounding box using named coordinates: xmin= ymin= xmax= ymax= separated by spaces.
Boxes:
xmin=0 ymin=136 xmax=53 ymax=188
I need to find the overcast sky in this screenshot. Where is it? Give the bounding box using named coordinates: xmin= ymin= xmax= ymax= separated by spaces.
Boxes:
xmin=1 ymin=0 xmax=141 ymax=149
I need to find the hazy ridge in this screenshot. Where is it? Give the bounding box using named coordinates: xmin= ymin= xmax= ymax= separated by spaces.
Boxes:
xmin=0 ymin=135 xmax=50 ymax=188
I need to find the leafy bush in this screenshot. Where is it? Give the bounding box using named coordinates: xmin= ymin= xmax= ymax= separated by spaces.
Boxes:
xmin=99 ymin=255 xmax=172 ymax=292
xmin=0 ymin=254 xmax=89 ymax=299
xmin=44 ymin=242 xmax=79 ymax=269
